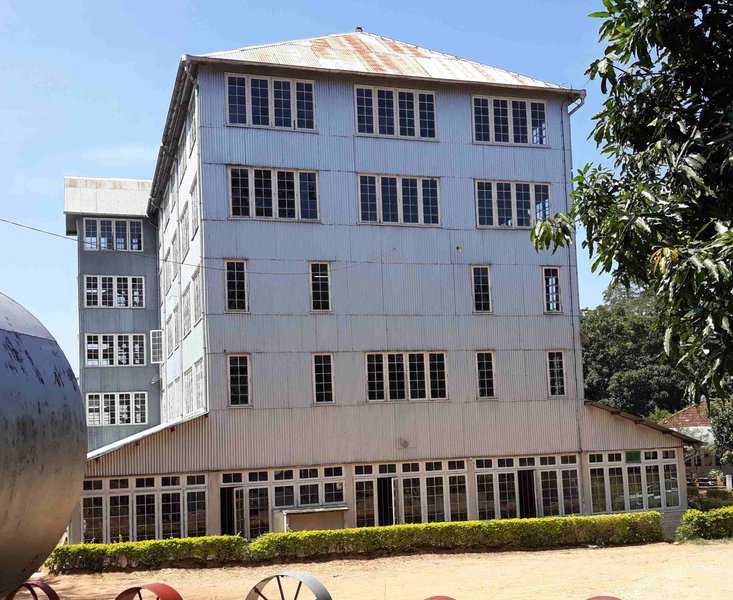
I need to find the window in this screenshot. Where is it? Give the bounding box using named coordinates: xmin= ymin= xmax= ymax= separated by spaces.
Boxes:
xmin=355 ymin=86 xmax=436 ymax=139
xmin=194 ymin=359 xmax=205 ymax=411
xmin=180 ymin=204 xmax=190 ymax=258
xmin=109 ymin=495 xmax=131 ymax=542
xmin=310 ymin=263 xmax=331 ymax=311
xmin=135 ymin=494 xmax=156 ymax=541
xmin=664 ymin=464 xmax=680 ymax=507
xmin=627 ymin=466 xmax=643 ymax=510
xmin=472 ymin=266 xmax=492 ymax=312
xmin=543 ymin=267 xmax=561 ymax=313
xmin=476 ymin=352 xmax=495 ymax=398
xmin=313 ymin=354 xmax=334 ymax=403
xmin=300 ymin=468 xmax=319 ymax=478
xmin=425 ymin=476 xmax=445 ymax=522
xmin=324 ymin=466 xmax=343 ymax=477
xmin=226 ymin=74 xmax=315 ymax=130
xmin=354 ymin=465 xmax=373 ymax=476
xmin=186 ymin=490 xmax=207 ymax=537
xmin=324 ymin=481 xmax=344 ymax=503
xmin=192 ymin=267 xmax=203 ymax=322
xmin=562 ymin=470 xmax=581 ymax=514
xmin=249 ymin=488 xmax=270 ymax=538
xmin=82 ymin=496 xmax=104 ymax=543
xmin=274 ymin=486 xmax=295 ymax=508
xmin=547 ymin=351 xmax=566 ymax=396
xmin=475 ymin=181 xmax=549 ymax=228
xmin=190 ymin=177 xmax=200 ymax=237
xmin=229 ymin=355 xmax=250 ymax=406
xmin=355 ymin=480 xmax=375 ymax=527
xmin=182 ymin=286 xmax=191 ymax=337
xmin=85 ymin=334 xmax=146 ymax=367
xmin=358 ymin=174 xmax=440 ymax=225
xmin=402 ymin=478 xmax=422 ymax=523
xmin=646 ymin=465 xmax=662 ymax=508
xmin=161 ymin=491 xmax=182 ymax=539
xmin=477 ymin=473 xmax=495 ymax=520
xmin=299 ymin=483 xmax=319 ymax=505
xmin=540 ymin=471 xmax=560 ymax=516
xmin=380 ymin=463 xmax=397 ymax=474
xmin=82 ymin=218 xmax=143 ymax=252
xmin=150 ymin=330 xmax=163 ymax=364
xmin=472 ymin=96 xmax=548 ymax=145
xmin=84 ymin=276 xmax=145 ymax=308
xmin=449 ymin=475 xmax=468 ymax=521
xmin=590 ymin=468 xmax=606 ymax=513
xmin=225 ymin=260 xmax=247 ymax=311
xmin=86 ymin=392 xmax=147 ymax=426
xmin=366 ymin=352 xmax=446 ymax=401
xmin=402 ymin=462 xmax=419 ymax=473
xmin=498 ymin=472 xmax=516 ymax=518
xmin=229 ymin=167 xmax=318 ymax=221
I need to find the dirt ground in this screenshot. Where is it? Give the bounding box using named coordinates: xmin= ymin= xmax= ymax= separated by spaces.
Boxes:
xmin=32 ymin=540 xmax=733 ymax=600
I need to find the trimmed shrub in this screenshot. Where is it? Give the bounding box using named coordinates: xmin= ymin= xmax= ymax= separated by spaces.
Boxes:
xmin=677 ymin=505 xmax=733 ymax=539
xmin=47 ymin=512 xmax=663 ymax=573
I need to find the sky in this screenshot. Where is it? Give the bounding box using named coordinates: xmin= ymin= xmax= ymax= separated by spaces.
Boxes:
xmin=0 ymin=0 xmax=611 ymax=374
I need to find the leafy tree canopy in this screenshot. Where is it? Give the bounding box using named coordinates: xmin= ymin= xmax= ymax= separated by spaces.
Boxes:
xmin=581 ymin=284 xmax=687 ymax=417
xmin=533 ymin=0 xmax=733 ymax=405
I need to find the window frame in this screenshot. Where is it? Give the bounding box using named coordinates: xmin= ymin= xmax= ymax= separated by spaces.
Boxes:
xmin=546 ymin=350 xmax=567 ymax=397
xmin=357 ymin=173 xmax=441 ymax=226
xmin=85 ymin=333 xmax=147 ymax=368
xmin=82 ymin=218 xmax=144 ymax=252
xmin=353 ymin=84 xmax=438 ymax=141
xmin=471 ymin=265 xmax=493 ymax=313
xmin=474 ymin=180 xmax=549 ymax=229
xmin=542 ymin=266 xmax=563 ymax=314
xmin=364 ymin=351 xmax=448 ymax=402
xmin=227 ymin=353 xmax=252 ymax=408
xmin=83 ymin=275 xmax=146 ymax=309
xmin=227 ymin=166 xmax=320 ymax=222
xmin=86 ymin=392 xmax=148 ymax=426
xmin=224 ymin=259 xmax=249 ymax=313
xmin=225 ymin=73 xmax=317 ymax=132
xmin=309 ymin=261 xmax=332 ymax=313
xmin=311 ymin=353 xmax=335 ymax=404
xmin=471 ymin=95 xmax=549 ymax=147
xmin=475 ymin=350 xmax=496 ymax=399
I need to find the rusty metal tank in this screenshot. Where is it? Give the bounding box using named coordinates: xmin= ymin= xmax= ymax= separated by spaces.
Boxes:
xmin=0 ymin=292 xmax=86 ymax=595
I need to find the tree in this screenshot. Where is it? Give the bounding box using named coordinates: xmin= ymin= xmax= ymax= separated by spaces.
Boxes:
xmin=581 ymin=285 xmax=687 ymax=417
xmin=533 ymin=1 xmax=733 ymax=410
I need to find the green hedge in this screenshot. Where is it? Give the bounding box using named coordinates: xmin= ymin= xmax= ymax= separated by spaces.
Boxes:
xmin=677 ymin=505 xmax=733 ymax=539
xmin=47 ymin=512 xmax=663 ymax=573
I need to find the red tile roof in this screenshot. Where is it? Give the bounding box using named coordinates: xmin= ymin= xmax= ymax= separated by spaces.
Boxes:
xmin=660 ymin=401 xmax=711 ymax=428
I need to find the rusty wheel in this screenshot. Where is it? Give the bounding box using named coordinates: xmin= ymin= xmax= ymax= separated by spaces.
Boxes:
xmin=4 ymin=581 xmax=60 ymax=600
xmin=114 ymin=582 xmax=183 ymax=600
xmin=245 ymin=572 xmax=332 ymax=600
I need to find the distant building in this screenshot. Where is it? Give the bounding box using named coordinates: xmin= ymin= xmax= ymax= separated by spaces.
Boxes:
xmin=64 ymin=30 xmax=695 ymax=544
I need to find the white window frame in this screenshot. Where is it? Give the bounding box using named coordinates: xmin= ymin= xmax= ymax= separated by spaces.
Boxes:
xmin=353 ymin=84 xmax=438 ymax=140
xmin=475 ymin=350 xmax=496 ymax=399
xmin=150 ymin=330 xmax=164 ymax=364
xmin=228 ymin=353 xmax=252 ymax=408
xmin=546 ymin=350 xmax=566 ymax=397
xmin=82 ymin=218 xmax=144 ymax=252
xmin=474 ymin=180 xmax=549 ymax=229
xmin=83 ymin=275 xmax=145 ymax=309
xmin=357 ymin=173 xmax=441 ymax=226
xmin=312 ymin=353 xmax=335 ymax=404
xmin=471 ymin=265 xmax=493 ymax=313
xmin=542 ymin=266 xmax=563 ymax=314
xmin=192 ymin=267 xmax=203 ymax=324
xmin=227 ymin=166 xmax=320 ymax=222
xmin=190 ymin=175 xmax=200 ymax=237
xmin=86 ymin=392 xmax=148 ymax=426
xmin=225 ymin=73 xmax=317 ymax=131
xmin=309 ymin=261 xmax=332 ymax=312
xmin=85 ymin=333 xmax=147 ymax=367
xmin=471 ymin=95 xmax=548 ymax=147
xmin=224 ymin=259 xmax=249 ymax=313
xmin=364 ymin=351 xmax=448 ymax=402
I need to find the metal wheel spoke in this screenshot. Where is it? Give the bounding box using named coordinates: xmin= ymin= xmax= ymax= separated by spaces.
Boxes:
xmin=293 ymin=581 xmax=303 ymax=600
xmin=276 ymin=576 xmax=285 ymax=600
xmin=254 ymin=587 xmax=271 ymax=600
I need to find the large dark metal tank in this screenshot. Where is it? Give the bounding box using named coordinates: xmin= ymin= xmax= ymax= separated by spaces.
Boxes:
xmin=0 ymin=292 xmax=86 ymax=595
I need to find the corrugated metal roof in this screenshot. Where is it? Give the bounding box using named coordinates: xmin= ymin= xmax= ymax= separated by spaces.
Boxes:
xmin=194 ymin=31 xmax=583 ymax=96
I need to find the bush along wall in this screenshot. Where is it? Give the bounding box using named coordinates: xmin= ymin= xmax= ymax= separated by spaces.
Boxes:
xmin=676 ymin=505 xmax=733 ymax=540
xmin=47 ymin=512 xmax=664 ymax=573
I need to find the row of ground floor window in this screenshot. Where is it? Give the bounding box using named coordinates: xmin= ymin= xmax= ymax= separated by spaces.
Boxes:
xmin=75 ymin=449 xmax=683 ymax=544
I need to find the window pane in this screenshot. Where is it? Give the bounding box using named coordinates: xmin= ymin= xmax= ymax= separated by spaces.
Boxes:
xmin=355 ymin=480 xmax=375 ymax=527
xmin=186 ymin=490 xmax=207 ymax=537
xmin=229 ymin=355 xmax=249 ymax=405
xmin=628 ymin=466 xmax=643 ymax=510
xmin=101 ymin=335 xmax=115 ymax=366
xmin=277 ymin=171 xmax=296 ymax=219
xmin=274 ymin=485 xmax=295 ymax=507
xmin=161 ymin=492 xmax=182 ymax=539
xmin=477 ymin=473 xmax=495 ymax=520
xmin=87 ymin=394 xmax=101 ymax=425
xmin=130 ymin=221 xmax=142 ymax=251
xmin=609 ymin=467 xmax=625 ymax=511
xmin=540 ymin=471 xmax=560 ymax=516
xmin=250 ymin=78 xmax=269 ymax=126
xmin=531 ymin=102 xmax=547 ymax=144
xmin=313 ymin=354 xmax=334 ymax=403
xmin=401 ymin=178 xmax=419 ymax=223
xmin=418 ymin=93 xmax=436 ymax=138
xmin=116 ymin=277 xmax=129 ymax=307
xmin=544 ymin=268 xmax=561 ymax=312
xmin=226 ymin=261 xmax=247 ymax=311
xmin=300 ymin=483 xmax=319 ymax=505
xmin=473 ymin=267 xmax=491 ymax=312
xmin=131 ymin=277 xmax=144 ymax=308
xmin=645 ymin=465 xmax=662 ymax=508
xmin=324 ymin=481 xmax=344 ymax=503
xmin=84 ymin=219 xmax=98 ymax=250
xmin=548 ymin=351 xmax=565 ymax=396
xmin=134 ymin=393 xmax=147 ymax=424
xmin=426 ymin=476 xmax=445 ymax=522
xmin=115 ymin=221 xmax=128 ymax=251
xmin=535 ymin=184 xmax=550 ymax=221
xmin=493 ymin=99 xmax=509 ymax=142
xmin=356 ymin=88 xmax=374 ymax=134
xmin=99 ymin=220 xmax=113 ymax=250
xmin=299 ymin=172 xmax=318 ymax=219
xmin=590 ymin=468 xmax=606 ymax=513
xmin=398 ymin=91 xmax=415 ymax=137
xmin=498 ymin=472 xmax=516 ymax=518
xmin=273 ymin=80 xmax=291 ymax=127
xmin=408 ymin=353 xmax=426 ymax=399
xmin=516 ymin=183 xmax=531 ymax=227
xmin=135 ymin=493 xmax=156 ymax=541
xmin=132 ymin=335 xmax=145 ymax=366
xmin=359 ymin=175 xmax=378 ymax=222
xmin=86 ymin=335 xmax=99 ymax=366
xmin=402 ymin=478 xmax=422 ymax=523
xmin=118 ymin=393 xmax=131 ymax=424
xmin=367 ymin=353 xmax=385 ymax=400
xmin=101 ymin=277 xmax=114 ymax=307
xmin=109 ymin=495 xmax=130 ymax=542
xmin=249 ymin=488 xmax=270 ymax=538
xmin=310 ymin=263 xmax=330 ymax=311
xmin=496 ymin=182 xmax=513 ymax=226
xmin=381 ymin=177 xmax=399 ymax=222
xmin=377 ymin=89 xmax=395 ymax=135
xmin=476 ymin=181 xmax=493 ymax=226
xmin=254 ymin=169 xmax=273 ymax=217
xmin=512 ymin=100 xmax=528 ymax=143
xmin=82 ymin=497 xmax=104 ymax=543
xmin=561 ymin=469 xmax=581 ymax=514
xmin=227 ymin=76 xmax=247 ymax=124
xmin=473 ymin=97 xmax=491 ymax=142
xmin=296 ymin=82 xmax=315 ymax=129
xmin=429 ymin=353 xmax=447 ymax=399
xmin=387 ymin=353 xmax=406 ymax=400
xmin=422 ymin=179 xmax=439 ymax=224
xmin=449 ymin=475 xmax=468 ymax=521
xmin=664 ymin=464 xmax=680 ymax=507
xmin=231 ymin=168 xmax=250 ymax=217
xmin=477 ymin=352 xmax=495 ymax=397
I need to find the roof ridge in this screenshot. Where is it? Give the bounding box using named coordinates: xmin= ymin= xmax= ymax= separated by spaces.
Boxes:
xmin=202 ymin=31 xmax=359 ymax=57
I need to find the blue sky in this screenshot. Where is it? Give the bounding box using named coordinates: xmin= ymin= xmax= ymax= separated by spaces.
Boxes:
xmin=0 ymin=0 xmax=610 ymax=373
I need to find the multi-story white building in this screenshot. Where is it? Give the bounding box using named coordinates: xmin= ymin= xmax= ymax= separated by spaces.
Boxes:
xmin=64 ymin=30 xmax=695 ymax=544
